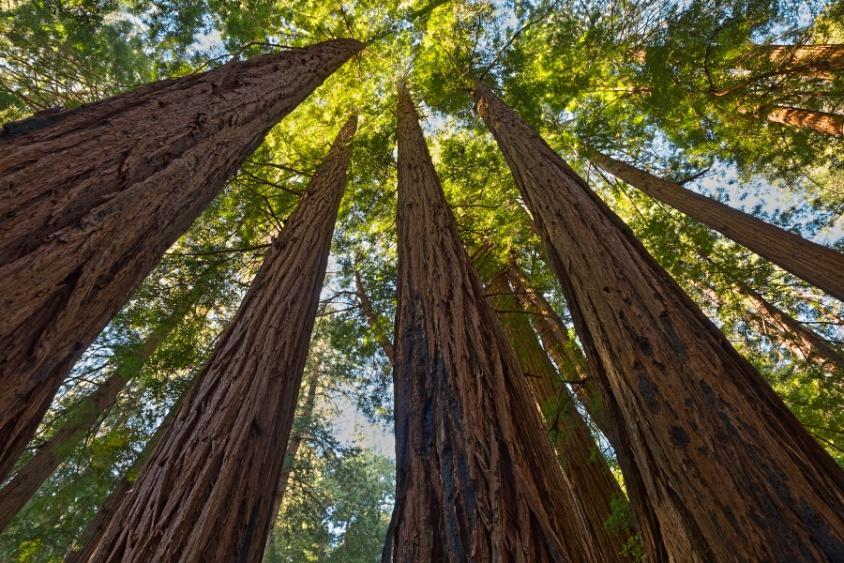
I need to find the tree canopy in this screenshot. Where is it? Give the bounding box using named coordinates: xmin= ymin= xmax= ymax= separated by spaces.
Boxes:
xmin=0 ymin=0 xmax=842 ymax=560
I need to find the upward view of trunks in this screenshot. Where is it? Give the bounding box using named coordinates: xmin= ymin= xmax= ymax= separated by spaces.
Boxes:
xmin=2 ymin=5 xmax=843 ymax=561
xmin=0 ymin=39 xmax=361 ymax=486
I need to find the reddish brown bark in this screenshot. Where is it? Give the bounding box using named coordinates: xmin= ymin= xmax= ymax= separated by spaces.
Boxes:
xmin=476 ymin=83 xmax=844 ymax=562
xmin=84 ymin=117 xmax=356 ymax=562
xmin=486 ymin=272 xmax=630 ymax=560
xmin=586 ymin=147 xmax=844 ymax=301
xmin=384 ymin=84 xmax=597 ymax=563
xmin=0 ymin=39 xmax=361 ymax=485
xmin=765 ymin=105 xmax=844 ymax=136
xmin=759 ymin=44 xmax=844 ymax=78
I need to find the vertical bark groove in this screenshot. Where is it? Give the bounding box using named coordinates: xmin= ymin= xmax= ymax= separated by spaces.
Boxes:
xmin=84 ymin=117 xmax=356 ymax=562
xmin=0 ymin=39 xmax=362 ymax=483
xmin=386 ymin=84 xmax=597 ymax=563
xmin=586 ymin=147 xmax=844 ymax=301
xmin=475 ymin=83 xmax=844 ymax=562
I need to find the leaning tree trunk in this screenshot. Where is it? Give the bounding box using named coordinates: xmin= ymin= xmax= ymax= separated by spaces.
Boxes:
xmin=384 ymin=84 xmax=598 ymax=563
xmin=0 ymin=263 xmax=219 ymax=533
xmin=737 ymin=282 xmax=844 ymax=374
xmin=0 ymin=323 xmax=165 ymax=533
xmin=475 ymin=83 xmax=844 ymax=562
xmin=757 ymin=44 xmax=844 ymax=79
xmin=65 ymin=382 xmax=186 ymax=563
xmin=84 ymin=117 xmax=356 ymax=562
xmin=486 ymin=271 xmax=630 ymax=560
xmin=586 ymin=147 xmax=844 ymax=301
xmin=504 ymin=266 xmax=614 ymax=441
xmin=0 ymin=39 xmax=361 ymax=484
xmin=354 ymin=268 xmax=396 ymax=363
xmin=764 ymin=105 xmax=844 ymax=137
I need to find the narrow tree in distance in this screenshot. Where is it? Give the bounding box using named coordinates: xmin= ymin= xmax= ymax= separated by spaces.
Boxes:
xmin=584 ymin=146 xmax=844 ymax=300
xmin=85 ymin=116 xmax=356 ymax=562
xmin=385 ymin=84 xmax=599 ymax=562
xmin=486 ymin=270 xmax=631 ymax=559
xmin=475 ymin=82 xmax=844 ymax=561
xmin=0 ymin=39 xmax=362 ymax=483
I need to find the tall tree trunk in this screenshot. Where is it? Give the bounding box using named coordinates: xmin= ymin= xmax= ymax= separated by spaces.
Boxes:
xmin=737 ymin=282 xmax=844 ymax=374
xmin=65 ymin=383 xmax=186 ymax=563
xmin=764 ymin=105 xmax=844 ymax=136
xmin=0 ymin=325 xmax=163 ymax=533
xmin=0 ymin=39 xmax=361 ymax=484
xmin=384 ymin=84 xmax=598 ymax=563
xmin=486 ymin=271 xmax=630 ymax=560
xmin=84 ymin=117 xmax=356 ymax=562
xmin=757 ymin=44 xmax=844 ymax=79
xmin=475 ymin=83 xmax=844 ymax=562
xmin=354 ymin=268 xmax=396 ymax=363
xmin=586 ymin=147 xmax=844 ymax=301
xmin=0 ymin=265 xmax=218 ymax=533
xmin=264 ymin=371 xmax=320 ymax=555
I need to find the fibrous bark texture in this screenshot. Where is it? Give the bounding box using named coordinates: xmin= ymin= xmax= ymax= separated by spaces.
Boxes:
xmin=486 ymin=272 xmax=629 ymax=561
xmin=0 ymin=39 xmax=361 ymax=485
xmin=385 ymin=84 xmax=596 ymax=563
xmin=84 ymin=117 xmax=356 ymax=562
xmin=765 ymin=105 xmax=844 ymax=136
xmin=586 ymin=147 xmax=844 ymax=301
xmin=476 ymin=83 xmax=844 ymax=562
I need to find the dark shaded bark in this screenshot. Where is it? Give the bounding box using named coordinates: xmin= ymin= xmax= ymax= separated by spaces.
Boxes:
xmin=475 ymin=83 xmax=844 ymax=562
xmin=0 ymin=39 xmax=361 ymax=484
xmin=586 ymin=147 xmax=844 ymax=301
xmin=354 ymin=268 xmax=396 ymax=363
xmin=84 ymin=117 xmax=356 ymax=562
xmin=486 ymin=271 xmax=629 ymax=560
xmin=384 ymin=84 xmax=597 ymax=563
xmin=765 ymin=105 xmax=844 ymax=136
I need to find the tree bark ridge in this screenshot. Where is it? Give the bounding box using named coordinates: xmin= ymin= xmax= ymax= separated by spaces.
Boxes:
xmin=475 ymin=82 xmax=844 ymax=562
xmin=0 ymin=39 xmax=361 ymax=483
xmin=85 ymin=116 xmax=356 ymax=562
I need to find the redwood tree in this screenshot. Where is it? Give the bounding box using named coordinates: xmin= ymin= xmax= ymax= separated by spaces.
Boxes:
xmin=0 ymin=38 xmax=362 ymax=483
xmin=486 ymin=271 xmax=631 ymax=559
xmin=763 ymin=105 xmax=844 ymax=137
xmin=384 ymin=84 xmax=598 ymax=562
xmin=475 ymin=83 xmax=844 ymax=561
xmin=83 ymin=117 xmax=356 ymax=562
xmin=585 ymin=146 xmax=844 ymax=300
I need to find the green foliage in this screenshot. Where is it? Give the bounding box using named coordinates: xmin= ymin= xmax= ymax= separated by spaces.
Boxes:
xmin=1 ymin=0 xmax=843 ymax=559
